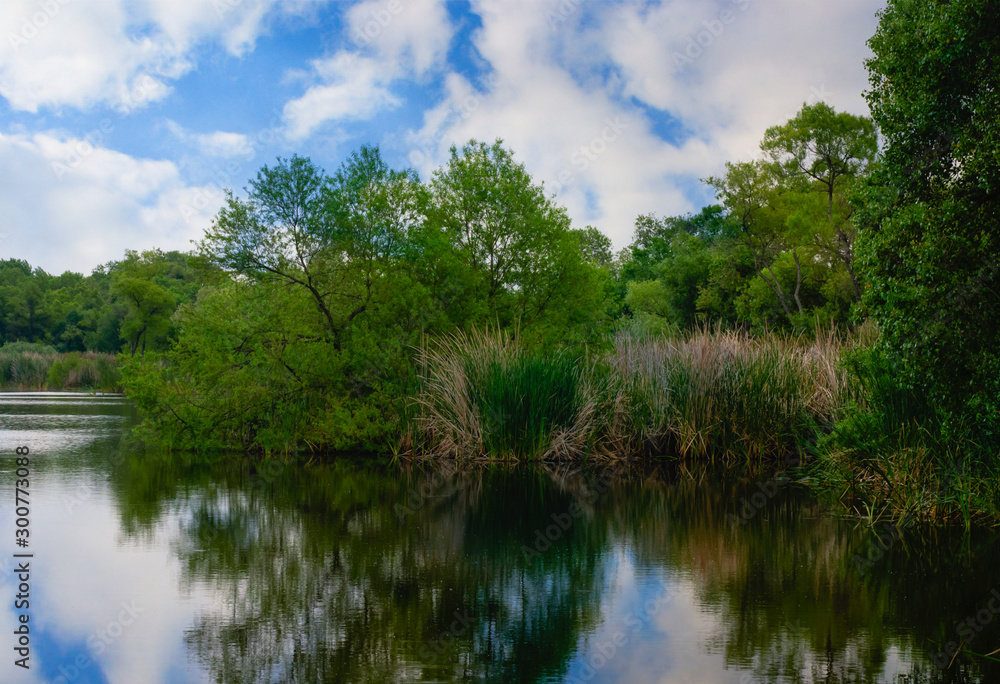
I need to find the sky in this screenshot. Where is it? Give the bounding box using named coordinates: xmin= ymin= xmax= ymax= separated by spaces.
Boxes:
xmin=0 ymin=0 xmax=886 ymax=276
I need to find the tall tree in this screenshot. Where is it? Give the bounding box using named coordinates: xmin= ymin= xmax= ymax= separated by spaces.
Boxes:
xmin=761 ymin=101 xmax=877 ymax=299
xmin=111 ymin=250 xmax=181 ymax=357
xmin=201 ymin=155 xmax=342 ymax=340
xmin=706 ymin=161 xmax=805 ymax=325
xmin=856 ymin=0 xmax=1000 ymax=432
xmin=428 ymin=140 xmax=604 ymax=341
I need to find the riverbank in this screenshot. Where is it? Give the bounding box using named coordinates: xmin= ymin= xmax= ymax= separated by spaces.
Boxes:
xmin=0 ymin=343 xmax=121 ymax=392
xmin=405 ymin=327 xmax=999 ymax=526
xmin=117 ymin=325 xmax=999 ymax=526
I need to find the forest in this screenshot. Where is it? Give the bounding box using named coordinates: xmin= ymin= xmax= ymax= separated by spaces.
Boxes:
xmin=3 ymin=0 xmax=998 ymax=524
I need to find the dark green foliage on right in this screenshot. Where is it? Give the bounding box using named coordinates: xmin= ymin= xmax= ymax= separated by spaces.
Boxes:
xmin=854 ymin=0 xmax=1000 ymax=446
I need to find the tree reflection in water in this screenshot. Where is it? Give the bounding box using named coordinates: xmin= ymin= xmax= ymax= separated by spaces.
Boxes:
xmin=107 ymin=454 xmax=1000 ymax=683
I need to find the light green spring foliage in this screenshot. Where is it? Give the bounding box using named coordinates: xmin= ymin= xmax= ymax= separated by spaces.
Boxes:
xmin=692 ymin=102 xmax=876 ymax=332
xmin=125 ymin=141 xmax=609 ymax=453
xmin=615 ymin=102 xmax=876 ymax=337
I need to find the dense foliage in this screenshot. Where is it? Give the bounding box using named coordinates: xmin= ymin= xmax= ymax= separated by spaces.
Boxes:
xmin=120 ymin=141 xmax=607 ymax=452
xmin=0 ymin=250 xmax=202 ymax=354
xmin=854 ymin=0 xmax=999 ymax=442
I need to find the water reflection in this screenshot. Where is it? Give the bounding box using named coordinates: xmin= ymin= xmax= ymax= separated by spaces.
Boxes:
xmin=107 ymin=455 xmax=1000 ymax=683
xmin=1 ymin=393 xmax=999 ymax=683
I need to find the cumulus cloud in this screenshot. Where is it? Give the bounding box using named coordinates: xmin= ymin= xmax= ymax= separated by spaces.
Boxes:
xmin=0 ymin=0 xmax=328 ymax=113
xmin=281 ymin=0 xmax=452 ymax=139
xmin=282 ymin=53 xmax=402 ymax=140
xmin=167 ymin=121 xmax=252 ymax=159
xmin=400 ymin=0 xmax=882 ymax=246
xmin=0 ymin=0 xmax=885 ymax=275
xmin=0 ymin=131 xmax=221 ymax=273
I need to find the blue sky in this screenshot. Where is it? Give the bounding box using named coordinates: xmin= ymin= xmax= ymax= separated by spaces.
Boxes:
xmin=0 ymin=0 xmax=884 ymax=274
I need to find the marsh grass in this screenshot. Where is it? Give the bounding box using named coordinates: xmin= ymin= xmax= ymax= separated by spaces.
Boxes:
xmin=411 ymin=327 xmax=852 ymax=464
xmin=806 ymin=348 xmax=1000 ymax=524
xmin=411 ymin=331 xmax=588 ymax=459
xmin=0 ymin=344 xmax=121 ymax=391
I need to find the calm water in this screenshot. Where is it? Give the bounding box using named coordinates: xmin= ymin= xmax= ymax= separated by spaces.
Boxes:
xmin=1 ymin=392 xmax=998 ymax=683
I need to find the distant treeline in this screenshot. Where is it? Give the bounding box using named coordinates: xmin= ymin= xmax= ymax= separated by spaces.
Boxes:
xmin=0 ymin=250 xmax=204 ymax=356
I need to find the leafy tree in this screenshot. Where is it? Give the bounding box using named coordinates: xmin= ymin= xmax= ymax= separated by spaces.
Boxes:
xmin=762 ymin=101 xmax=877 ymax=299
xmin=134 ymin=149 xmax=440 ymax=452
xmin=855 ymin=0 xmax=1000 ymax=437
xmin=574 ymin=226 xmax=614 ymax=268
xmin=706 ymin=161 xmax=807 ymax=326
xmin=201 ymin=155 xmax=342 ymax=340
xmin=427 ymin=140 xmax=605 ymax=344
xmin=109 ymin=250 xmax=201 ymax=357
xmin=112 ymin=275 xmax=175 ymax=358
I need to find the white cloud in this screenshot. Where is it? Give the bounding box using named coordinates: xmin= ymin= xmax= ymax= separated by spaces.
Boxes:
xmin=600 ymin=0 xmax=878 ymax=160
xmin=282 ymin=53 xmax=401 ymax=140
xmin=167 ymin=121 xmax=252 ymax=159
xmin=399 ymin=0 xmax=883 ymax=248
xmin=0 ymin=131 xmax=222 ymax=274
xmin=0 ymin=0 xmax=886 ymax=274
xmin=281 ymin=0 xmax=452 ymax=139
xmin=344 ymin=0 xmax=451 ymax=74
xmin=0 ymin=0 xmax=328 ymax=113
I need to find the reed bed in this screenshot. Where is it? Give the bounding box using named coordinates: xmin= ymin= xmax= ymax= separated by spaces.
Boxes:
xmin=0 ymin=344 xmax=121 ymax=391
xmin=409 ymin=327 xmax=853 ymax=463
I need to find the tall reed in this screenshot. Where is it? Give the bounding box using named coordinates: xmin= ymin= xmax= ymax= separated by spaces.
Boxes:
xmin=410 ymin=327 xmax=850 ymax=463
xmin=0 ymin=344 xmax=121 ymax=391
xmin=412 ymin=331 xmax=588 ymax=459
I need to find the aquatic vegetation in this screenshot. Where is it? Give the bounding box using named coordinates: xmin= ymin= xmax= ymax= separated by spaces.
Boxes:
xmin=411 ymin=327 xmax=853 ymax=464
xmin=0 ymin=344 xmax=121 ymax=391
xmin=806 ymin=347 xmax=1000 ymax=525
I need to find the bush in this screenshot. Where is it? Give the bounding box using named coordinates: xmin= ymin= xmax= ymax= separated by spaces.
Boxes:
xmin=466 ymin=350 xmax=581 ymax=457
xmin=46 ymin=352 xmax=121 ymax=391
xmin=0 ymin=341 xmax=58 ymax=355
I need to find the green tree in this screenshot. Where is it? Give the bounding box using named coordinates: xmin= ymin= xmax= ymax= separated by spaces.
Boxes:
xmin=706 ymin=161 xmax=807 ymax=326
xmin=111 ymin=252 xmax=179 ymax=358
xmin=201 ymin=155 xmax=342 ymax=340
xmin=762 ymin=101 xmax=877 ymax=299
xmin=133 ymin=149 xmax=439 ymax=452
xmin=428 ymin=140 xmax=605 ymax=344
xmin=855 ymin=0 xmax=1000 ymax=435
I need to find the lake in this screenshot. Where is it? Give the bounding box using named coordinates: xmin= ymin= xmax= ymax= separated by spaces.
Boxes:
xmin=1 ymin=392 xmax=998 ymax=683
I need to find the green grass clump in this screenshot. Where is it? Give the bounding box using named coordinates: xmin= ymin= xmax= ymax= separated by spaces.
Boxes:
xmin=46 ymin=352 xmax=122 ymax=391
xmin=412 ymin=327 xmax=849 ymax=464
xmin=466 ymin=350 xmax=580 ymax=457
xmin=413 ymin=331 xmax=589 ymax=459
xmin=599 ymin=329 xmax=842 ymax=462
xmin=0 ymin=351 xmax=54 ymax=387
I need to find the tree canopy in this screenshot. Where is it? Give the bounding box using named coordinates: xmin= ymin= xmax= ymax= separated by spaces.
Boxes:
xmin=854 ymin=0 xmax=1000 ymax=438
